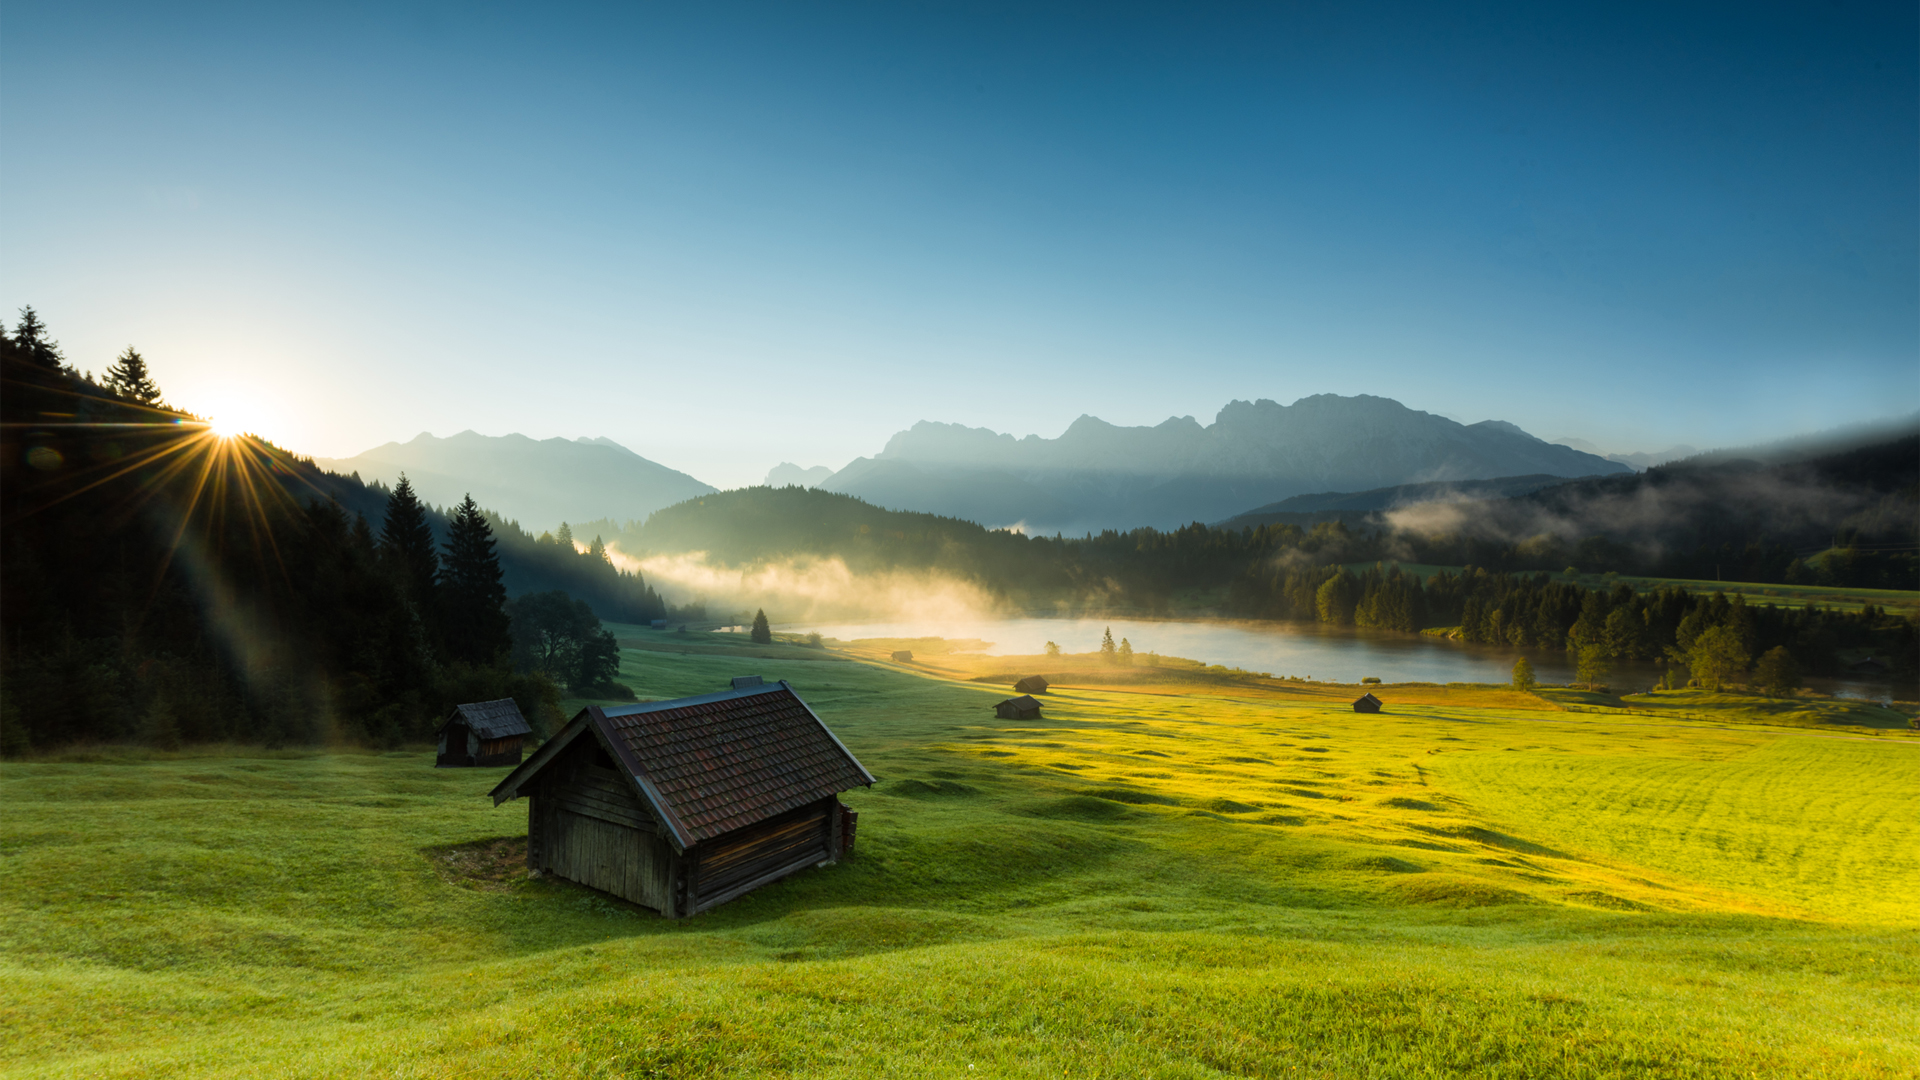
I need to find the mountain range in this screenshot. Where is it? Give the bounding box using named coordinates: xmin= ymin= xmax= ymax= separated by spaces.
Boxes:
xmin=310 ymin=395 xmax=1634 ymax=533
xmin=312 ymin=431 xmax=715 ymax=529
xmin=817 ymin=395 xmax=1627 ymax=532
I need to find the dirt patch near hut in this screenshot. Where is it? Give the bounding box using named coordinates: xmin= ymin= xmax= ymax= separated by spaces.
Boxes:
xmin=424 ymin=835 xmax=529 ymax=891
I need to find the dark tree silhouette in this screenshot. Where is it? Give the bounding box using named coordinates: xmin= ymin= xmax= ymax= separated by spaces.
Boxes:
xmin=750 ymin=608 xmax=772 ymax=644
xmin=9 ymin=307 xmax=64 ymax=370
xmin=104 ymin=346 xmax=164 ymax=406
xmin=440 ymin=495 xmax=511 ymax=664
xmin=379 ymin=475 xmax=441 ymax=615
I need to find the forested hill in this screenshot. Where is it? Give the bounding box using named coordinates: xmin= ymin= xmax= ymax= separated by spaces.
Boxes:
xmin=0 ymin=310 xmax=668 ymax=753
xmin=1389 ymin=433 xmax=1920 ymax=587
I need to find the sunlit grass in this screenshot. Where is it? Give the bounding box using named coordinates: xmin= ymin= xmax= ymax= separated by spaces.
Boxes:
xmin=3 ymin=633 xmax=1916 ymax=1077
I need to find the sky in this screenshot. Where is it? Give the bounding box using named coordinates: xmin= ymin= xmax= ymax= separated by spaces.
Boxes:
xmin=4 ymin=1 xmax=1915 ymax=489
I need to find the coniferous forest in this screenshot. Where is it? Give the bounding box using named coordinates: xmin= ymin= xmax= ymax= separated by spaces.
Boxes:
xmin=0 ymin=310 xmax=677 ymax=752
xmin=5 ymin=306 xmax=1914 ymax=753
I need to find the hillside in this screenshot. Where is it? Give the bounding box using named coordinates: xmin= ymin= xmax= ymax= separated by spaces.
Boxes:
xmin=315 ymin=431 xmax=715 ymax=531
xmin=1216 ymin=473 xmax=1581 ymax=527
xmin=819 ymin=394 xmax=1627 ymax=533
xmin=1391 ymin=433 xmax=1920 ymax=587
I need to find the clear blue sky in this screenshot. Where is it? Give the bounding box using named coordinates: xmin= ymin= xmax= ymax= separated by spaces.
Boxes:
xmin=4 ymin=1 xmax=1915 ymax=487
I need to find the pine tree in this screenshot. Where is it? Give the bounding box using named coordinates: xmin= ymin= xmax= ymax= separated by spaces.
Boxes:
xmin=750 ymin=608 xmax=772 ymax=644
xmin=1100 ymin=626 xmax=1116 ymax=662
xmin=1117 ymin=637 xmax=1134 ymax=665
xmin=8 ymin=307 xmax=64 ymax=370
xmin=556 ymin=522 xmax=574 ymax=550
xmin=380 ymin=475 xmax=440 ymax=610
xmin=441 ymin=495 xmax=511 ymax=664
xmin=104 ymin=346 xmax=164 ymax=406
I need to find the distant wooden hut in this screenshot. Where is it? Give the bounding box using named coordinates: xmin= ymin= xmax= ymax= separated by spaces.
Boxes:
xmin=437 ymin=699 xmax=532 ymax=767
xmin=995 ymin=694 xmax=1043 ymax=720
xmin=891 ymin=650 xmax=914 ymax=662
xmin=1352 ymin=693 xmax=1382 ymax=714
xmin=489 ymin=680 xmax=874 ymax=918
xmin=1013 ymin=676 xmax=1049 ymax=694
xmin=1850 ymin=657 xmax=1889 ymax=675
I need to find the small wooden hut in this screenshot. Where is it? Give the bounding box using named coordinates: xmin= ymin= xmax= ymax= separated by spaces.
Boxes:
xmin=489 ymin=680 xmax=874 ymax=918
xmin=995 ymin=694 xmax=1043 ymax=720
xmin=437 ymin=699 xmax=532 ymax=767
xmin=891 ymin=650 xmax=914 ymax=662
xmin=1352 ymin=692 xmax=1383 ymax=714
xmin=1013 ymin=676 xmax=1049 ymax=694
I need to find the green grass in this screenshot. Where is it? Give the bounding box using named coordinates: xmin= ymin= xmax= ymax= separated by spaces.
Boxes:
xmin=4 ymin=634 xmax=1917 ymax=1077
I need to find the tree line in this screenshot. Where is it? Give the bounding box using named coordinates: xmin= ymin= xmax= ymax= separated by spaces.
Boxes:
xmin=613 ymin=486 xmax=1916 ymax=686
xmin=0 ymin=308 xmax=644 ymax=752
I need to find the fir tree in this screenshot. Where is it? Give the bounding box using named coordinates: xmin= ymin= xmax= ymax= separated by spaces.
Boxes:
xmin=104 ymin=346 xmax=164 ymax=406
xmin=556 ymin=522 xmax=574 ymax=550
xmin=750 ymin=608 xmax=772 ymax=644
xmin=441 ymin=495 xmax=511 ymax=664
xmin=380 ymin=475 xmax=440 ymax=610
xmin=8 ymin=307 xmax=63 ymax=371
xmin=1117 ymin=637 xmax=1134 ymax=665
xmin=1100 ymin=626 xmax=1116 ymax=662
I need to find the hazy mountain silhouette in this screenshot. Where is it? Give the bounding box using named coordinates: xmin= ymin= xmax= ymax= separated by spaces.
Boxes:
xmin=765 ymin=462 xmax=834 ymax=488
xmin=315 ymin=431 xmax=715 ymax=529
xmin=818 ymin=394 xmax=1629 ymax=532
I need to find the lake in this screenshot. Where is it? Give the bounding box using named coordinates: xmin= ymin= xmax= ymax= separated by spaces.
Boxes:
xmin=783 ymin=615 xmax=1902 ymax=699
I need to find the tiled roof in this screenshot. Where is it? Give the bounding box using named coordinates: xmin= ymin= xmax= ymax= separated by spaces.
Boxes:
xmin=595 ymin=683 xmax=873 ymax=846
xmin=442 ymin=699 xmax=531 ymax=739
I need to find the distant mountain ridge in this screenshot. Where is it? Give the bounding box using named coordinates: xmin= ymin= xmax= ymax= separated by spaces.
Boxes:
xmin=315 ymin=431 xmax=715 ymax=530
xmin=818 ymin=394 xmax=1629 ymax=533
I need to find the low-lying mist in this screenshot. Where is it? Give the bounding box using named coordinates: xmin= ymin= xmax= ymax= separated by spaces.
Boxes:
xmin=625 ymin=547 xmax=1003 ymax=624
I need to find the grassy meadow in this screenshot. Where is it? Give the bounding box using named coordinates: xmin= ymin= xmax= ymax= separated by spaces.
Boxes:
xmin=4 ymin=629 xmax=1918 ymax=1078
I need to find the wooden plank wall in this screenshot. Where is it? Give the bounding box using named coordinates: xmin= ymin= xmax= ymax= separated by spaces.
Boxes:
xmin=693 ymin=799 xmax=830 ymax=910
xmin=529 ymin=740 xmax=677 ymax=914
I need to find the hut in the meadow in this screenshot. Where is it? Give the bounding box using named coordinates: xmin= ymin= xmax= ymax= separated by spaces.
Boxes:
xmin=995 ymin=695 xmax=1043 ymax=720
xmin=436 ymin=699 xmax=532 ymax=767
xmin=1850 ymin=657 xmax=1890 ymax=675
xmin=489 ymin=680 xmax=874 ymax=918
xmin=891 ymin=650 xmax=914 ymax=662
xmin=1352 ymin=693 xmax=1383 ymax=714
xmin=1013 ymin=676 xmax=1049 ymax=694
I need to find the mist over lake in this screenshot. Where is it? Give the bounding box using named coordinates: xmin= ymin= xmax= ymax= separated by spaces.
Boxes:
xmin=783 ymin=616 xmax=1905 ymax=699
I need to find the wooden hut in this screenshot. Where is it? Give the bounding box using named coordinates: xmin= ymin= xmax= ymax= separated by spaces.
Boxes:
xmin=1013 ymin=676 xmax=1049 ymax=694
xmin=437 ymin=699 xmax=532 ymax=767
xmin=995 ymin=694 xmax=1043 ymax=720
xmin=1352 ymin=692 xmax=1382 ymax=714
xmin=488 ymin=680 xmax=874 ymax=918
xmin=891 ymin=650 xmax=914 ymax=662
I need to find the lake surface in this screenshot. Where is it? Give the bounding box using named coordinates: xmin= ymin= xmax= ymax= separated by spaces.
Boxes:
xmin=784 ymin=615 xmax=1902 ymax=699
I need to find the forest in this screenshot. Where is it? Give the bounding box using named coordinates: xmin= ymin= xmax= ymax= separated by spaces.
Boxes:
xmin=0 ymin=311 xmax=673 ymax=753
xmin=605 ymin=483 xmax=1917 ymax=683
